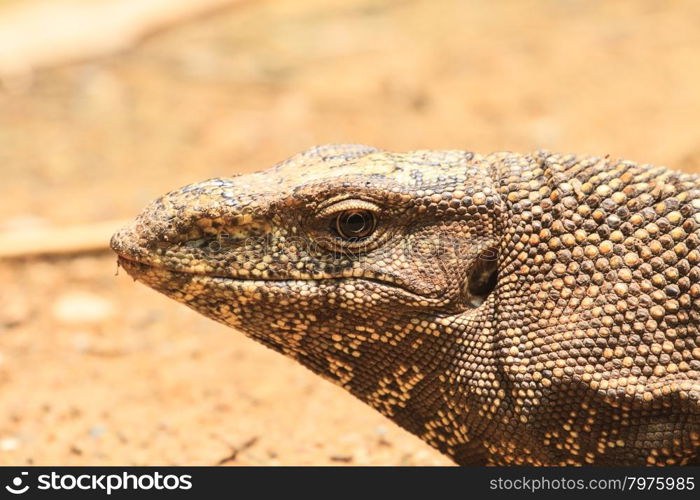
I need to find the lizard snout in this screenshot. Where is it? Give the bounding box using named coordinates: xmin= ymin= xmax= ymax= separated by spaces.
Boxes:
xmin=110 ymin=219 xmax=147 ymax=262
xmin=110 ymin=175 xmax=276 ymax=278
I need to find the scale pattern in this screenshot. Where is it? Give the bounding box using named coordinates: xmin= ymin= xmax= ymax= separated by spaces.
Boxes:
xmin=111 ymin=145 xmax=700 ymax=465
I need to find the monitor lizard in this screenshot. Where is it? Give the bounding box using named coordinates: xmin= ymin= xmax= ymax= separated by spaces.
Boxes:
xmin=111 ymin=145 xmax=700 ymax=465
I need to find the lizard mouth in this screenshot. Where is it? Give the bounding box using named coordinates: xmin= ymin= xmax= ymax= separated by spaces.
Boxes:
xmin=116 ymin=255 xmax=451 ymax=307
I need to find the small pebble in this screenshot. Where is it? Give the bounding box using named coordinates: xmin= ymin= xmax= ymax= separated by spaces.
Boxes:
xmin=52 ymin=291 xmax=115 ymax=324
xmin=0 ymin=437 xmax=20 ymax=451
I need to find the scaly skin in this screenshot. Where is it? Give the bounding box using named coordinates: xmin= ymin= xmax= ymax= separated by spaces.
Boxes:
xmin=111 ymin=145 xmax=700 ymax=465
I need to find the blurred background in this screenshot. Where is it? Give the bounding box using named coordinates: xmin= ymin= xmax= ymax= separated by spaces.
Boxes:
xmin=0 ymin=0 xmax=699 ymax=465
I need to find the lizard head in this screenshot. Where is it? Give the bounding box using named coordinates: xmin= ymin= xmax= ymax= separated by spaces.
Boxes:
xmin=111 ymin=144 xmax=507 ymax=457
xmin=112 ymin=146 xmax=700 ymax=465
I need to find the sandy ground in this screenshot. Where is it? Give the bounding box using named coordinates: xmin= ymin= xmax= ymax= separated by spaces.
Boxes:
xmin=1 ymin=0 xmax=700 ymax=465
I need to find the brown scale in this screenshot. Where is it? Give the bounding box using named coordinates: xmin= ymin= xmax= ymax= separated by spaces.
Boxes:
xmin=112 ymin=145 xmax=700 ymax=465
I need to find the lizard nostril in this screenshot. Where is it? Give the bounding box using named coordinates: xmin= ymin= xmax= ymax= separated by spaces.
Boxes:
xmin=466 ymin=248 xmax=498 ymax=307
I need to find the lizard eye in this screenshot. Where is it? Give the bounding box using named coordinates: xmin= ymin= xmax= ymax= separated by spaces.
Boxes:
xmin=314 ymin=199 xmax=383 ymax=251
xmin=335 ymin=210 xmax=376 ymax=240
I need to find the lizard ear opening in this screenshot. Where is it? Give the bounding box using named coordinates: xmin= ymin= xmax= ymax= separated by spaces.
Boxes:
xmin=465 ymin=247 xmax=498 ymax=307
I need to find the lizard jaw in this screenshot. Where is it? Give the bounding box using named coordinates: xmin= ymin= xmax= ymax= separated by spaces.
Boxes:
xmin=115 ymin=254 xmax=452 ymax=308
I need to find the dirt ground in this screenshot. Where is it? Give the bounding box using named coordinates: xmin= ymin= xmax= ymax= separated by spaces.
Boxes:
xmin=1 ymin=0 xmax=700 ymax=465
